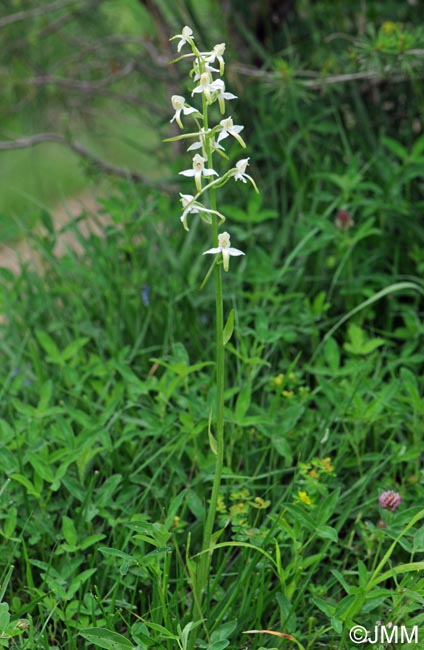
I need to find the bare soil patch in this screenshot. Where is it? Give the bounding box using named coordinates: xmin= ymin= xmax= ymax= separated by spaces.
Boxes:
xmin=0 ymin=193 xmax=110 ymax=274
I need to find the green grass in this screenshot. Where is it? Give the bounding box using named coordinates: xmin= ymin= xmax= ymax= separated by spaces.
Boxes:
xmin=0 ymin=177 xmax=423 ymax=649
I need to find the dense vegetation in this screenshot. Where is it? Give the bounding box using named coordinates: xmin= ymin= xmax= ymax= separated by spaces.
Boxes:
xmin=1 ymin=1 xmax=423 ymax=649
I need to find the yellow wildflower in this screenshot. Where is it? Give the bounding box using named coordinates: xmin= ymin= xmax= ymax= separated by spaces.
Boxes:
xmin=297 ymin=490 xmax=313 ymax=506
xmin=320 ymin=457 xmax=333 ymax=473
xmin=253 ymin=496 xmax=271 ymax=509
xmin=381 ymin=21 xmax=400 ymax=35
xmin=217 ymin=495 xmax=227 ymax=513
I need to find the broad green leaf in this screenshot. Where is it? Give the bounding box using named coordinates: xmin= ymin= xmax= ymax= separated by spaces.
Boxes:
xmin=0 ymin=603 xmax=10 ymax=630
xmin=10 ymin=473 xmax=40 ymax=498
xmin=61 ymin=337 xmax=90 ymax=361
xmin=35 ymin=330 xmax=61 ymax=363
xmin=79 ymin=628 xmax=134 ymax=649
xmin=316 ymin=525 xmax=338 ymax=543
xmin=235 ymin=385 xmax=251 ymax=422
xmin=323 ymin=336 xmax=340 ymax=371
xmin=62 ymin=516 xmax=78 ymax=547
xmin=27 ymin=452 xmax=55 ymax=483
xmin=3 ymin=507 xmax=17 ymax=538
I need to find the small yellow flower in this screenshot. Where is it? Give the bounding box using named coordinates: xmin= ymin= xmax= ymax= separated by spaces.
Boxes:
xmin=308 ymin=469 xmax=319 ymax=479
xmin=297 ymin=490 xmax=313 ymax=506
xmin=253 ymin=496 xmax=271 ymax=509
xmin=381 ymin=21 xmax=400 ymax=35
xmin=282 ymin=390 xmax=294 ymax=398
xmin=320 ymin=457 xmax=334 ymax=473
xmin=230 ymin=489 xmax=249 ymax=501
xmin=273 ymin=373 xmax=284 ymax=387
xmin=217 ymin=495 xmax=227 ymax=513
xmin=230 ymin=502 xmax=248 ymax=516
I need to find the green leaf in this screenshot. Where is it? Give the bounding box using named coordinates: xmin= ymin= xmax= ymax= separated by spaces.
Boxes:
xmin=382 ymin=136 xmax=408 ymax=162
xmin=0 ymin=603 xmax=10 ymax=630
xmin=344 ymin=323 xmax=385 ymax=355
xmin=61 ymin=337 xmax=90 ymax=361
xmin=98 ymin=547 xmax=137 ymax=563
xmin=316 ymin=525 xmax=338 ymax=543
xmin=235 ymin=385 xmax=251 ymax=422
xmin=79 ymin=534 xmax=107 ymax=550
xmin=3 ymin=507 xmax=17 ymax=538
xmin=208 ymin=409 xmax=217 ymax=456
xmin=27 ymin=452 xmax=55 ymax=483
xmin=413 ymin=526 xmax=424 ymax=552
xmin=223 ymin=309 xmax=235 ymax=345
xmin=62 ymin=515 xmax=78 ymax=547
xmin=10 ymin=473 xmax=41 ymax=498
xmin=79 ymin=628 xmax=135 ymax=649
xmin=35 ymin=330 xmax=62 ymax=364
xmin=323 ymin=337 xmax=340 ymax=371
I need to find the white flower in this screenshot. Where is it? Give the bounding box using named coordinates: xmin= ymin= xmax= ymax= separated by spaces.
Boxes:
xmin=192 ymin=58 xmax=219 ymax=82
xmin=171 ymin=26 xmax=194 ymax=52
xmin=179 ymin=153 xmax=218 ymax=192
xmin=187 ymin=128 xmax=225 ymax=155
xmin=217 ymin=116 xmax=246 ymax=148
xmin=187 ymin=127 xmax=210 ymax=153
xmin=232 ymin=157 xmax=258 ymax=191
xmin=203 ymin=231 xmax=245 ymax=272
xmin=212 ymin=79 xmax=237 ymax=114
xmin=192 ymin=72 xmax=221 ymax=103
xmin=170 ymin=95 xmax=198 ymax=129
xmin=206 ymin=43 xmax=226 ymax=75
xmin=179 ymin=194 xmax=225 ymax=231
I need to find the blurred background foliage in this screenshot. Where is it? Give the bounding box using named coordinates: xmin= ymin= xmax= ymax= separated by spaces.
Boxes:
xmin=1 ymin=0 xmax=423 ymax=238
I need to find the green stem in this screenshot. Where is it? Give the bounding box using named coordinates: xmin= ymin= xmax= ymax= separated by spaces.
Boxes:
xmin=191 ymin=87 xmax=226 ymax=644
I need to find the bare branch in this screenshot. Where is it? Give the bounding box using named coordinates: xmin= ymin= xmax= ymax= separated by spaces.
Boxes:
xmin=231 ymin=62 xmax=423 ymax=89
xmin=26 ymin=62 xmax=137 ymax=91
xmin=0 ymin=0 xmax=81 ymax=29
xmin=0 ymin=133 xmax=173 ymax=188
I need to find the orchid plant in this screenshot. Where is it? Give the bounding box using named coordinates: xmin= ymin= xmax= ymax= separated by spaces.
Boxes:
xmin=166 ymin=25 xmax=258 ymax=641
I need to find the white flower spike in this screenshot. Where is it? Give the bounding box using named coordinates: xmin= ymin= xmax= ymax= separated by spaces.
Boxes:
xmin=217 ymin=116 xmax=246 ymax=148
xmin=170 ymin=95 xmax=198 ymax=129
xmin=212 ymin=79 xmax=237 ymax=114
xmin=203 ymin=231 xmax=245 ymax=272
xmin=170 ymin=25 xmax=194 ymax=52
xmin=233 ymin=158 xmax=259 ymax=191
xmin=180 ymin=194 xmax=225 ymax=231
xmin=179 ymin=153 xmax=218 ymax=192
